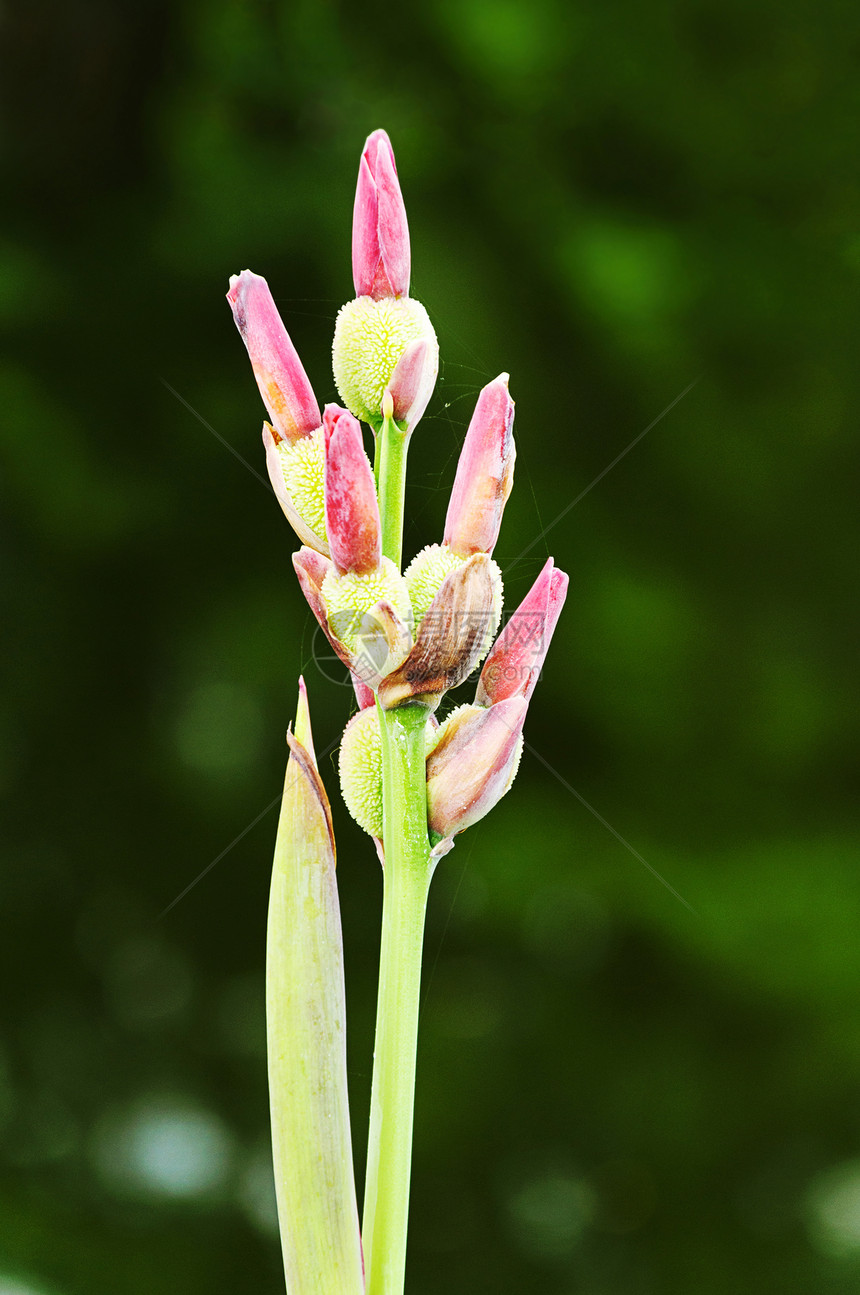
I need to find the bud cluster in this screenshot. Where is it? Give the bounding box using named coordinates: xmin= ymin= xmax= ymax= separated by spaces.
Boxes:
xmin=228 ymin=129 xmax=568 ymax=853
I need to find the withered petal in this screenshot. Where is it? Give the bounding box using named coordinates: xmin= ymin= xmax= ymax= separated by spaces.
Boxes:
xmin=377 ymin=554 xmax=495 ymax=710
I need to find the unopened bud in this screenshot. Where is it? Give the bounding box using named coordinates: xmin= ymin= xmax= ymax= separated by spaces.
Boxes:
xmin=332 ymin=295 xmax=437 ymax=425
xmin=426 ymin=698 xmax=526 ymax=841
xmin=323 ymin=405 xmax=380 ymax=575
xmin=444 ymin=374 xmax=515 ymax=557
xmin=352 ymin=129 xmax=410 ymax=301
xmin=227 ymin=270 xmax=321 ymax=443
xmin=476 ymin=558 xmax=569 ymax=707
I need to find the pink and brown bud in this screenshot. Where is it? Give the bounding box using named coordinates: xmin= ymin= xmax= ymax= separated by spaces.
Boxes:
xmin=444 ymin=374 xmax=516 ymax=557
xmin=476 ymin=557 xmax=569 ymax=707
xmin=426 ymin=697 xmax=527 ymax=841
xmin=378 ymin=554 xmax=497 ymax=711
xmin=323 ymin=404 xmax=380 ymax=576
xmin=352 ymin=129 xmax=410 ymax=301
xmin=385 ymin=337 xmax=438 ymax=433
xmin=227 ymin=270 xmax=321 ymax=443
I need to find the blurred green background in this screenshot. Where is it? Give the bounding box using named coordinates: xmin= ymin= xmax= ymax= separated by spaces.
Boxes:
xmin=2 ymin=0 xmax=859 ymax=1291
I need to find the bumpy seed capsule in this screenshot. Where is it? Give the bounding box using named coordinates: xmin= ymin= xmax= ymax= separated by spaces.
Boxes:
xmin=339 ymin=705 xmax=439 ymax=840
xmin=333 ymin=295 xmax=437 ymax=425
xmin=404 ymin=543 xmax=503 ymax=643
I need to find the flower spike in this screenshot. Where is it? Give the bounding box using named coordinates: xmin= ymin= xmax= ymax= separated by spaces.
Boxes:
xmin=227 ymin=132 xmax=572 ymax=1295
xmin=227 ymin=270 xmax=321 ymax=443
xmin=353 ymin=128 xmax=410 ymax=301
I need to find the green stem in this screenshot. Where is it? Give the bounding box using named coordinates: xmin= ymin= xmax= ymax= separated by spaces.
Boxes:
xmin=376 ymin=414 xmax=410 ymax=567
xmin=362 ymin=703 xmax=432 ymax=1295
xmin=372 ymin=420 xmax=382 ymax=491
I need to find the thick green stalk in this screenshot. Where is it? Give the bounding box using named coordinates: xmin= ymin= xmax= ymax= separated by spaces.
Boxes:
xmin=376 ymin=413 xmax=410 ymax=567
xmin=363 ymin=388 xmax=431 ymax=1294
xmin=362 ymin=702 xmax=432 ymax=1295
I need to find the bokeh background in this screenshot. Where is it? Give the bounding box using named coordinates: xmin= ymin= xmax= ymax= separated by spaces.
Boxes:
xmin=2 ymin=0 xmax=859 ymax=1291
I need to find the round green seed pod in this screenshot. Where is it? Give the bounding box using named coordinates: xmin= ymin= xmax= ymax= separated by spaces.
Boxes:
xmin=404 ymin=543 xmax=504 ymax=659
xmin=277 ymin=426 xmax=327 ymax=543
xmin=339 ymin=708 xmax=384 ymax=838
xmin=321 ymin=558 xmax=412 ymax=652
xmin=404 ymin=544 xmax=467 ymax=627
xmin=339 ymin=708 xmax=441 ymax=840
xmin=332 ymin=296 xmax=437 ymax=424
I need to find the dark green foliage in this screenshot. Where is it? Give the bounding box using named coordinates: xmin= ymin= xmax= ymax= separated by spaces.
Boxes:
xmin=1 ymin=0 xmax=859 ymax=1291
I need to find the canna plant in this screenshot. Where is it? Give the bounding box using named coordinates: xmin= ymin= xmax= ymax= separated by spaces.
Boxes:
xmin=227 ymin=129 xmax=568 ymax=1295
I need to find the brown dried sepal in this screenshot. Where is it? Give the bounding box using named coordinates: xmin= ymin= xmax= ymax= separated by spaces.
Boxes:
xmin=377 ymin=554 xmax=495 ymax=710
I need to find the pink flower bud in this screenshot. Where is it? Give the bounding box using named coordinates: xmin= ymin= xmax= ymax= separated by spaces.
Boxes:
xmin=476 ymin=558 xmax=569 ymax=707
xmin=352 ymin=129 xmax=410 ymax=300
xmin=444 ymin=374 xmax=516 ymax=557
xmin=323 ymin=405 xmax=381 ymax=576
xmin=227 ymin=270 xmax=321 ymax=443
xmin=385 ymin=337 xmax=438 ymax=433
xmin=426 ymin=697 xmax=527 ymax=840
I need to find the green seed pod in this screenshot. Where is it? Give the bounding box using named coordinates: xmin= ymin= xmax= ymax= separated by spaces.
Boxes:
xmin=332 ymin=296 xmax=437 ymax=424
xmin=339 ymin=707 xmax=440 ymax=839
xmin=404 ymin=543 xmax=503 ymax=655
xmin=339 ymin=708 xmax=384 ymax=838
xmin=276 ymin=425 xmax=327 ymax=544
xmin=321 ymin=558 xmax=412 ymax=653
